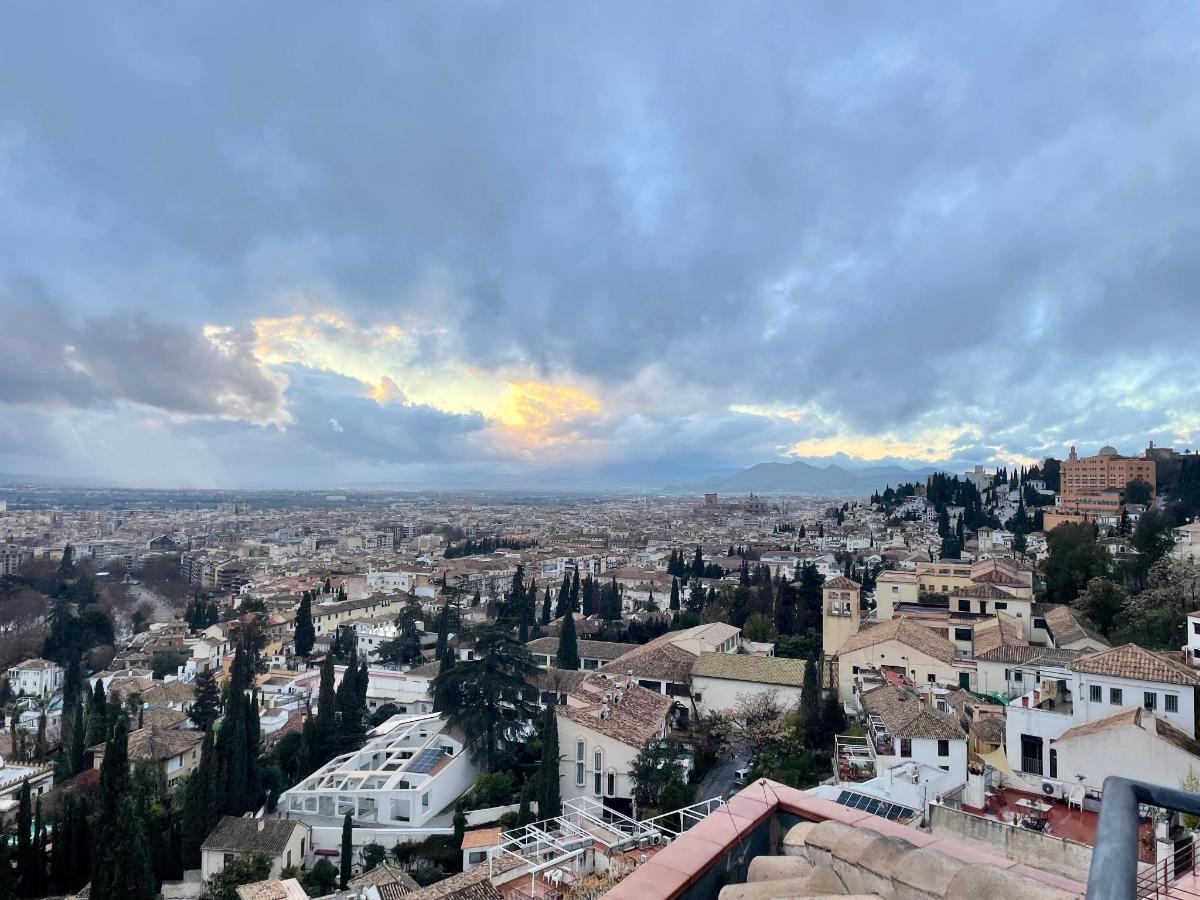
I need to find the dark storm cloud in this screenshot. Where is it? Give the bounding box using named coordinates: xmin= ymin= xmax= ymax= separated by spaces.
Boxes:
xmin=274 ymin=364 xmax=488 ymax=464
xmin=0 ymin=301 xmax=286 ymax=422
xmin=3 ymin=4 xmax=1200 ymax=482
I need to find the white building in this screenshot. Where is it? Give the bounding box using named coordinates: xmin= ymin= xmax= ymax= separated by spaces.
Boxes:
xmin=200 ymin=816 xmax=311 ymax=881
xmin=1005 ymin=643 xmax=1200 ymax=795
xmin=556 ymin=673 xmax=677 ymax=816
xmin=6 ymin=659 xmax=64 ymax=699
xmin=281 ymin=713 xmax=477 ymax=832
xmin=690 ymin=653 xmax=806 ymax=717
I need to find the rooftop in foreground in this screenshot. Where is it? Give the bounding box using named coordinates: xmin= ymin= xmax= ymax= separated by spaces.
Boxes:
xmin=601 ymin=779 xmax=1086 ymax=899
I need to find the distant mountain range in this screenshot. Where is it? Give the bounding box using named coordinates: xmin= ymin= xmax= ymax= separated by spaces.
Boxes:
xmin=669 ymin=460 xmax=941 ymax=496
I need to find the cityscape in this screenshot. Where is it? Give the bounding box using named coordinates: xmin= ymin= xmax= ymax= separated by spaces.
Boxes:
xmin=4 ymin=6 xmax=1200 ymax=900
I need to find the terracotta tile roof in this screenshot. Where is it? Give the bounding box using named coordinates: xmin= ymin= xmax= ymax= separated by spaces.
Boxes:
xmin=398 ymin=867 xmax=502 ymax=900
xmin=1070 ymin=643 xmax=1200 ymax=686
xmin=95 ymin=725 xmax=204 ymax=762
xmin=1055 ymin=705 xmax=1144 ymax=742
xmin=691 ymin=652 xmax=806 ymax=688
xmin=557 ymin=674 xmax=673 ymax=749
xmin=861 ymin=684 xmax=966 ymax=740
xmin=822 ymin=575 xmax=861 ymax=591
xmin=1040 ymin=604 xmax=1110 ymax=648
xmin=974 ymin=644 xmax=1084 ymax=664
xmin=524 ymin=637 xmax=639 ymax=660
xmin=349 ymin=862 xmax=420 ymax=891
xmin=973 ymin=717 xmax=1007 ymax=743
xmin=971 ymin=612 xmax=1026 ymax=656
xmin=460 ymin=826 xmax=502 ymax=850
xmin=141 ymin=707 xmax=189 ymax=730
xmin=949 ymin=583 xmax=1016 ymax=600
xmin=835 ymin=618 xmax=956 ymax=664
xmin=235 ymin=878 xmax=308 ymax=900
xmin=598 ymin=635 xmax=697 ymax=684
xmin=200 ymin=816 xmax=306 ymax=856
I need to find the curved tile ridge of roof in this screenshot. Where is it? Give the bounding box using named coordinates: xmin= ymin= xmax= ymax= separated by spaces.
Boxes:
xmin=601 ymin=780 xmax=1084 ymax=900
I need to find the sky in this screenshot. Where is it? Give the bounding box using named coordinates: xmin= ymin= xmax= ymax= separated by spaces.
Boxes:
xmin=2 ymin=4 xmax=1200 ymax=489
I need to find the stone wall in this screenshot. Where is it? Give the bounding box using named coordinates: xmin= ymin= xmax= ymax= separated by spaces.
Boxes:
xmin=927 ymin=803 xmax=1093 ymax=882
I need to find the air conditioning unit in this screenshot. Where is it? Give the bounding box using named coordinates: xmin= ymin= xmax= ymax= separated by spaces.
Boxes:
xmin=651 ymin=834 xmax=662 ymax=846
xmin=1041 ymin=779 xmax=1064 ymax=799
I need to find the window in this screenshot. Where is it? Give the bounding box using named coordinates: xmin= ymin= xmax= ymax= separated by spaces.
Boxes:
xmin=1049 ymin=748 xmax=1058 ymax=779
xmin=900 ymin=739 xmax=912 ymax=757
xmin=927 ymin=673 xmax=936 ymax=683
xmin=1020 ymin=734 xmax=1044 ymax=776
xmin=422 ymin=793 xmax=429 ymax=809
xmin=954 ymin=628 xmax=972 ymax=642
xmin=1089 ymin=685 xmax=1102 ymax=703
xmin=1014 ymin=670 xmax=1024 ymax=683
xmin=594 ymin=772 xmax=602 ymax=795
xmin=576 ymin=762 xmax=585 ymax=786
xmin=1144 ymin=692 xmax=1157 ymax=711
xmin=958 ymin=599 xmax=970 ymax=612
xmin=938 ymin=740 xmax=949 ymax=757
xmin=594 ymin=749 xmax=603 ymax=771
xmin=469 ymin=851 xmax=487 ymax=864
xmin=1110 ymin=688 xmax=1123 ymax=706
xmin=606 ymin=771 xmax=616 ymax=796
xmin=995 ymin=601 xmax=1008 ymax=610
xmin=1167 ymin=694 xmax=1179 ymax=713
xmin=1193 ymin=622 xmax=1200 ymax=636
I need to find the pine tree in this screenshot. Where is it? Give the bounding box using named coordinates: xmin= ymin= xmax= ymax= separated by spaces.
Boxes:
xmin=340 ymin=812 xmax=353 ymax=889
xmin=294 ymin=591 xmax=316 ymax=658
xmin=537 ymin=697 xmax=561 ymax=819
xmin=556 ymin=613 xmax=580 ymax=670
xmin=189 ymin=667 xmax=222 ymax=731
xmin=431 ymin=626 xmax=539 ymax=772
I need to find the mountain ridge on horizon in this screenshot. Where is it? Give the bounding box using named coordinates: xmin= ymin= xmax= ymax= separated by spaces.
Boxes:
xmin=668 ymin=458 xmax=943 ymax=496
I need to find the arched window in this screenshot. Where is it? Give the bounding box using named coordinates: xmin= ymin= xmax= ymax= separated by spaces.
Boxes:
xmin=576 ymin=740 xmax=586 ymax=786
xmin=593 ymin=749 xmax=603 ymax=796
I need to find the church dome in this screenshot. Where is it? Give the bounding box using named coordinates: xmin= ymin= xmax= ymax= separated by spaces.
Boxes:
xmin=1098 ymin=445 xmax=1119 ymax=456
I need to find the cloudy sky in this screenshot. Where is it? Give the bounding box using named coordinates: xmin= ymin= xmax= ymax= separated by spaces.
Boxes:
xmin=2 ymin=4 xmax=1199 ymax=488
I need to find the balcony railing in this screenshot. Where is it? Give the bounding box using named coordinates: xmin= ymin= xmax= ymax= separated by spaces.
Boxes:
xmin=1088 ymin=776 xmax=1200 ymax=900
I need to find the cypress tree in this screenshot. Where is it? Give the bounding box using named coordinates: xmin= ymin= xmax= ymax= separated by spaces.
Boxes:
xmin=68 ymin=702 xmax=85 ymax=775
xmin=556 ymin=613 xmax=580 ymax=670
xmin=434 ymin=603 xmax=450 ymax=661
xmin=180 ymin=729 xmax=216 ymax=870
xmin=189 ymin=667 xmax=222 ymax=732
xmin=537 ymin=697 xmax=561 ymax=819
xmin=295 ymin=591 xmax=316 ymax=658
xmin=569 ymin=570 xmax=580 ymax=613
xmin=540 ymin=586 xmax=552 ymax=627
xmin=93 ymin=794 xmax=154 ymax=900
xmin=85 ymin=680 xmax=108 ymax=746
xmin=340 ymin=812 xmax=353 ymax=889
xmin=556 ymin=573 xmax=571 ymax=619
xmin=669 ymin=577 xmax=680 ymax=612
xmin=315 ymin=652 xmax=337 ymax=764
xmin=15 ymin=781 xmax=30 ymax=896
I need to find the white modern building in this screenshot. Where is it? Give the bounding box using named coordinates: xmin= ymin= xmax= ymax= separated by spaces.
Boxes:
xmin=280 ymin=713 xmax=477 ymax=832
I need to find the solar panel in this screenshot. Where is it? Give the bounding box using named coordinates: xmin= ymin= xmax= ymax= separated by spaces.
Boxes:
xmin=833 ymin=790 xmax=916 ymax=822
xmin=407 ymin=748 xmax=442 ymax=773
